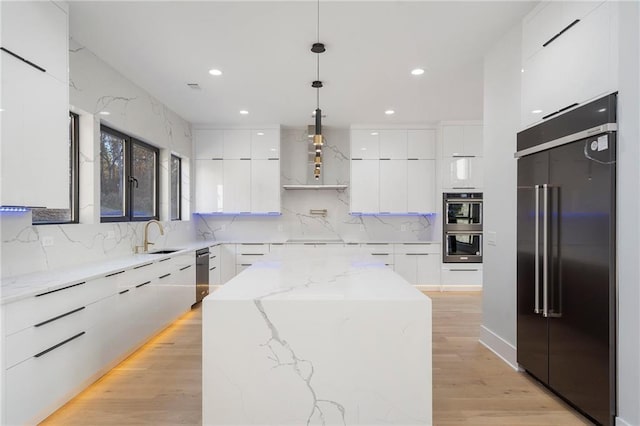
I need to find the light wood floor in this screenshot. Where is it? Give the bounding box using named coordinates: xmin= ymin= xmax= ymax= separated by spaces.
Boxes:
xmin=42 ymin=292 xmax=591 ymax=425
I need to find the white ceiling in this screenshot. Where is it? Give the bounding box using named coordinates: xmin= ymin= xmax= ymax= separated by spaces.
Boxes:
xmin=69 ymin=1 xmax=535 ymax=128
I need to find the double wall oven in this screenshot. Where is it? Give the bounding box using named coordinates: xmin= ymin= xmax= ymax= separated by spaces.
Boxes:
xmin=443 ymin=192 xmax=483 ymax=263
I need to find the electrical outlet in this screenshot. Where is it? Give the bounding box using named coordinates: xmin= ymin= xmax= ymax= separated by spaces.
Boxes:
xmin=106 ymin=231 xmax=115 ymax=240
xmin=487 ymin=231 xmax=497 ymax=246
xmin=400 ymin=225 xmax=407 ymax=232
xmin=42 ymin=236 xmax=54 ymax=247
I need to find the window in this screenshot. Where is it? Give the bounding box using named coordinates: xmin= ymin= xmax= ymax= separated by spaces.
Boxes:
xmin=32 ymin=112 xmax=80 ymax=224
xmin=100 ymin=126 xmax=159 ymax=222
xmin=170 ymin=154 xmax=181 ymax=220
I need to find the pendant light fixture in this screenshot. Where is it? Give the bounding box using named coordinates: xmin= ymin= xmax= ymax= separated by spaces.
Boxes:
xmin=311 ymin=0 xmax=325 ymax=181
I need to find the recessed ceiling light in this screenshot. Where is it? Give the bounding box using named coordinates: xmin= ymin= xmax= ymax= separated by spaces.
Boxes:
xmin=411 ymin=68 xmax=425 ymax=76
xmin=257 ymin=132 xmax=265 ymax=136
xmin=370 ymin=132 xmax=379 ymax=136
xmin=209 ymin=69 xmax=222 ymax=76
xmin=99 ymin=111 xmax=111 ymax=115
xmin=531 ymin=109 xmax=542 ymax=114
xmin=239 ymin=110 xmax=249 ymax=115
xmin=521 ymin=68 xmax=525 ymax=73
xmin=385 ymin=110 xmax=395 ymax=115
xmin=598 ymin=108 xmax=607 ymax=113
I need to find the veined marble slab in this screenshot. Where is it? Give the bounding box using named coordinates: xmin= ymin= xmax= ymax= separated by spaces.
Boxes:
xmin=203 ymin=246 xmax=432 ymax=425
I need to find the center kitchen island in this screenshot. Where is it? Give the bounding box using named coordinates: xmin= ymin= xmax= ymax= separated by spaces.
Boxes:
xmin=203 ymin=246 xmax=432 ymax=425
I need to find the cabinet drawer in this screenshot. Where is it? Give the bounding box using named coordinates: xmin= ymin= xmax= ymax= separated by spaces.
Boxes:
xmin=3 ymin=276 xmax=115 ymax=336
xmin=368 ymin=253 xmax=394 ymax=266
xmin=441 ymin=268 xmax=483 ymax=286
xmin=362 ymin=243 xmax=393 ymax=254
xmin=236 ymin=243 xmax=269 ymax=255
xmin=237 ymin=253 xmax=267 ymax=265
xmin=4 ymin=328 xmax=90 ymax=426
xmin=4 ymin=301 xmax=96 ymax=369
xmin=394 ymin=243 xmax=440 ymax=254
xmin=236 ymin=263 xmax=252 ymax=274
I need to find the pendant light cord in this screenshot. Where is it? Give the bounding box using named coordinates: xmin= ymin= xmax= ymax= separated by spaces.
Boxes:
xmin=316 ymin=0 xmax=320 ymax=110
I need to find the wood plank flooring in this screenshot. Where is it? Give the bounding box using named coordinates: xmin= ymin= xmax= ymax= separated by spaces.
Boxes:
xmin=41 ymin=292 xmax=591 ymax=425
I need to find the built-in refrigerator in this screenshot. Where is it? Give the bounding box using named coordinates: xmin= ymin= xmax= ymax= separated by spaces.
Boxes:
xmin=516 ymin=93 xmax=617 ymax=426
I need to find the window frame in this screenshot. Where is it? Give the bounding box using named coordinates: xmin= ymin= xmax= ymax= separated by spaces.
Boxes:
xmin=100 ymin=125 xmax=160 ymax=223
xmin=32 ymin=112 xmax=80 ymax=225
xmin=170 ymin=154 xmax=182 ymax=221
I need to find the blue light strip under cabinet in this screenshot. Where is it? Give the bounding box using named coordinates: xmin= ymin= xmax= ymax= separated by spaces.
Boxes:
xmin=0 ymin=206 xmax=30 ymax=213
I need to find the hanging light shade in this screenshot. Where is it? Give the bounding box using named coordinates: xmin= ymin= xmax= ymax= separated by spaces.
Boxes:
xmin=311 ymin=0 xmax=325 ymax=181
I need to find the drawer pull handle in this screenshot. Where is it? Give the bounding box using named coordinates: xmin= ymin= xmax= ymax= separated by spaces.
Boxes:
xmin=450 ymin=269 xmax=479 ymax=272
xmin=158 ymin=258 xmax=172 ymax=263
xmin=180 ymin=265 xmax=192 ymax=271
xmin=159 ymin=273 xmax=171 ymax=279
xmin=105 ymin=270 xmax=126 ymax=278
xmin=241 ymin=243 xmax=264 ymax=246
xmin=133 ymin=262 xmax=153 ymax=270
xmin=209 ymin=255 xmax=217 ymax=259
xmin=209 ymin=266 xmax=217 ymax=271
xmin=242 ymin=253 xmax=264 ymax=256
xmin=371 ymin=253 xmax=389 ymax=256
xmin=119 ymin=289 xmax=130 ymax=295
xmin=0 ymin=47 xmax=46 ymax=72
xmin=34 ymin=332 xmax=85 ymax=358
xmin=36 ymin=281 xmax=86 ymax=298
xmin=406 ymin=253 xmax=430 ymax=256
xmin=241 ymin=264 xmax=252 ymax=266
xmin=136 ymin=281 xmax=151 ymax=288
xmin=34 ymin=306 xmax=86 ymax=328
xmin=542 ymin=19 xmax=580 ymax=47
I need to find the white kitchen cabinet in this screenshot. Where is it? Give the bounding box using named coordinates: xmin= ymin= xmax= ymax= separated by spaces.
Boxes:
xmin=251 ymin=160 xmax=280 ymax=213
xmin=441 ymin=265 xmax=483 ymax=289
xmin=350 ymin=160 xmax=379 ymax=213
xmin=522 ymin=1 xmax=605 ymax=61
xmin=379 ymin=130 xmax=407 ymax=159
xmin=0 ymin=0 xmax=68 ymax=83
xmin=195 ymin=159 xmax=224 ymax=213
xmin=251 ymin=129 xmax=280 ymax=159
xmin=379 ymin=160 xmax=407 ymax=214
xmin=209 ymin=245 xmax=221 ymax=286
xmin=442 ymin=125 xmax=483 ymax=157
xmin=223 ymin=130 xmax=252 ymax=159
xmin=442 ymin=157 xmax=484 ymax=190
xmin=407 ymin=160 xmax=436 ymax=213
xmin=194 ymin=129 xmax=224 ymax=159
xmin=350 ymin=130 xmax=379 ymax=159
xmin=220 ymin=244 xmax=237 ymax=284
xmin=1 ymin=50 xmax=69 ymax=208
xmin=521 ymin=0 xmax=617 ymax=128
xmin=407 ymin=129 xmax=436 ymax=159
xmin=394 ymin=244 xmax=441 ymax=286
xmin=362 ymin=243 xmax=394 ymax=268
xmin=223 ymin=159 xmax=251 ymax=213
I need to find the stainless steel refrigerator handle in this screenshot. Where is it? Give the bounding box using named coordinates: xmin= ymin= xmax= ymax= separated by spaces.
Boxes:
xmin=534 ymin=185 xmax=540 ymax=314
xmin=543 ymin=184 xmax=549 ymax=318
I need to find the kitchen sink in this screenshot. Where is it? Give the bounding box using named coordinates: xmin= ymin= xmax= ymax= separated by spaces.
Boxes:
xmin=148 ymin=249 xmax=180 ymax=254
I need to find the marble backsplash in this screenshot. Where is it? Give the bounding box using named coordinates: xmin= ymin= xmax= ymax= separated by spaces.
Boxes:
xmin=195 ymin=127 xmax=439 ymax=243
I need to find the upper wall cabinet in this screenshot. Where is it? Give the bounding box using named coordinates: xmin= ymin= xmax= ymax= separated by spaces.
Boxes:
xmin=350 ymin=127 xmax=437 ymax=214
xmin=193 ymin=127 xmax=281 ymax=214
xmin=441 ymin=124 xmax=483 ymax=190
xmin=521 ymin=0 xmax=618 ymax=128
xmin=1 ymin=1 xmax=70 ymax=209
xmin=441 ymin=125 xmax=483 ymax=158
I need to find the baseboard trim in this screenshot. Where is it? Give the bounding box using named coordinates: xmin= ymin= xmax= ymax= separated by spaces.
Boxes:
xmin=616 ymin=417 xmax=634 ymax=426
xmin=479 ymin=325 xmax=518 ymax=371
xmin=415 ymin=285 xmax=482 ymax=292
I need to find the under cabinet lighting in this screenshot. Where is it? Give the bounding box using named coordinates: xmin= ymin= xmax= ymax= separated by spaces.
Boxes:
xmin=0 ymin=206 xmax=29 ymax=212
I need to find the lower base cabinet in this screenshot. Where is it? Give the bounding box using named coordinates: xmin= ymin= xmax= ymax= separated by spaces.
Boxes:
xmin=441 ymin=265 xmax=483 ymax=288
xmin=1 ymin=253 xmax=197 ymax=425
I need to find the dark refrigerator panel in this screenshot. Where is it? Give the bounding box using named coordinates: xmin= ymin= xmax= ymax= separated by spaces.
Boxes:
xmin=516 ymin=151 xmax=549 ymax=384
xmin=547 ymin=136 xmax=616 ymax=426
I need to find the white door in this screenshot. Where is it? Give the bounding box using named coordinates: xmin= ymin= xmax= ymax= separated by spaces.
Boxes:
xmin=350 ymin=160 xmax=379 ymax=213
xmin=407 ymin=129 xmax=436 ymax=159
xmin=251 ymin=160 xmax=280 ymax=213
xmin=407 ymin=160 xmax=436 ymax=213
xmin=379 ymin=130 xmax=407 ymax=159
xmin=251 ymin=129 xmax=280 ymax=159
xmin=195 ymin=159 xmax=224 ymax=213
xmin=350 ymin=130 xmax=379 ymax=159
xmin=379 ymin=160 xmax=407 ymax=213
xmin=223 ymin=130 xmax=251 ymax=159
xmin=194 ymin=129 xmax=224 ymax=159
xmin=223 ymin=160 xmax=251 ymax=213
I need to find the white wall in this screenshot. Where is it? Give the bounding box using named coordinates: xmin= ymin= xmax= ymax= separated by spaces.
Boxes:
xmin=616 ymin=1 xmax=640 ymax=425
xmin=479 ymin=23 xmax=521 ymax=367
xmin=0 ymin=40 xmax=195 ymax=277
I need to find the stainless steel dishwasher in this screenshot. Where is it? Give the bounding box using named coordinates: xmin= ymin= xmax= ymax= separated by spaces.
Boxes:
xmin=195 ymin=248 xmax=209 ymax=304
